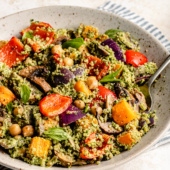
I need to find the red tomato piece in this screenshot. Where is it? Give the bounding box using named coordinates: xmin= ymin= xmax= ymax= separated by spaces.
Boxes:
xmin=29 ymin=22 xmax=53 ymax=30
xmin=21 ymin=22 xmax=53 ymax=35
xmin=98 ymin=86 xmax=117 ymax=100
xmin=0 ymin=37 xmax=28 ymax=67
xmin=86 ymin=55 xmax=109 ymax=80
xmin=39 ymin=93 xmax=72 ymax=117
xmin=90 ymin=86 xmax=117 ymax=108
xmin=125 ymin=50 xmax=148 ymax=67
xmin=21 ymin=21 xmax=55 ymax=53
xmin=53 ymin=54 xmax=64 ymax=65
xmin=80 ymin=133 xmax=112 ymax=159
xmin=80 ymin=146 xmax=103 ymax=159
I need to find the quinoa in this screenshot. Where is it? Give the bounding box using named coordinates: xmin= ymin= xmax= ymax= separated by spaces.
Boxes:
xmin=0 ymin=21 xmax=157 ymax=167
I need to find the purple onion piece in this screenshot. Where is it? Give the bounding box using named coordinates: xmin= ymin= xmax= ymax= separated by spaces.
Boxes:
xmin=139 ymin=119 xmax=146 ymax=129
xmin=60 ymin=104 xmax=85 ymax=126
xmin=101 ymin=39 xmax=124 ymax=62
xmin=53 ymin=68 xmax=75 ymax=85
xmin=149 ymin=117 xmax=155 ymax=127
xmin=72 ymin=67 xmax=84 ymax=76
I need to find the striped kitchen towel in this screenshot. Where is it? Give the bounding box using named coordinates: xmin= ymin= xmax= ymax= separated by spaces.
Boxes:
xmin=98 ymin=1 xmax=170 ymax=148
xmin=98 ymin=1 xmax=170 ymax=52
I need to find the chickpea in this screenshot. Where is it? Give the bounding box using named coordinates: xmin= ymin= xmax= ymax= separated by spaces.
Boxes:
xmin=86 ymin=76 xmax=98 ymax=90
xmin=51 ymin=45 xmax=63 ymax=56
xmin=22 ymin=125 xmax=34 ymax=137
xmin=14 ymin=135 xmax=22 ymax=140
xmin=91 ymin=106 xmax=102 ymax=116
xmin=9 ymin=124 xmax=21 ymax=136
xmin=74 ymin=100 xmax=85 ymax=109
xmin=63 ymin=57 xmax=74 ymax=66
xmin=0 ymin=117 xmax=4 ymax=122
xmin=13 ymin=106 xmax=24 ymax=116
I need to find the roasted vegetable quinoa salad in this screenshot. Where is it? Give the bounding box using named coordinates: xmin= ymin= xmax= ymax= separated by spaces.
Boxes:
xmin=0 ymin=21 xmax=157 ymax=167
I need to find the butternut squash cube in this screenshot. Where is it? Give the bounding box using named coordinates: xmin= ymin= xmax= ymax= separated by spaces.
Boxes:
xmin=0 ymin=86 xmax=15 ymax=105
xmin=74 ymin=81 xmax=91 ymax=96
xmin=117 ymin=132 xmax=134 ymax=146
xmin=29 ymin=137 xmax=51 ymax=158
xmin=112 ymin=100 xmax=137 ymax=126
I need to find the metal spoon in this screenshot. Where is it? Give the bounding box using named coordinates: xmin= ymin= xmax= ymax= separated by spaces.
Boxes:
xmin=140 ymin=54 xmax=170 ymax=110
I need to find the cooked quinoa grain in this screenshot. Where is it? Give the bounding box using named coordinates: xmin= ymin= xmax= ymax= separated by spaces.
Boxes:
xmin=0 ymin=21 xmax=157 ymax=167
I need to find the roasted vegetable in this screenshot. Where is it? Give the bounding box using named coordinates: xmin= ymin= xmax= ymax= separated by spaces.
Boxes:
xmin=125 ymin=50 xmax=148 ymax=67
xmin=74 ymin=81 xmax=91 ymax=96
xmin=60 ymin=104 xmax=85 ymax=126
xmin=29 ymin=137 xmax=51 ymax=158
xmin=112 ymin=100 xmax=137 ymax=126
xmin=0 ymin=86 xmax=15 ymax=105
xmin=53 ymin=68 xmax=75 ymax=85
xmin=0 ymin=37 xmax=28 ymax=67
xmin=39 ymin=93 xmax=72 ymax=117
xmin=101 ymin=39 xmax=124 ymax=62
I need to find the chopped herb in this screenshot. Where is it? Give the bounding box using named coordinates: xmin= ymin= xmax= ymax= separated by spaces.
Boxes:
xmin=100 ymin=67 xmax=122 ymax=83
xmin=105 ymin=29 xmax=122 ymax=39
xmin=22 ymin=31 xmax=33 ymax=41
xmin=62 ymin=37 xmax=84 ymax=49
xmin=6 ymin=102 xmax=13 ymax=112
xmin=44 ymin=127 xmax=71 ymax=141
xmin=20 ymin=84 xmax=31 ymax=104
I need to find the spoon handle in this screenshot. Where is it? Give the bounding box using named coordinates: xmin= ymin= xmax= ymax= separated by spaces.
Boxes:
xmin=148 ymin=54 xmax=170 ymax=86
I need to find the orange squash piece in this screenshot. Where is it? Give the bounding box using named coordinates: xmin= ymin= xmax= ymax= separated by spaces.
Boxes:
xmin=74 ymin=81 xmax=91 ymax=96
xmin=117 ymin=132 xmax=134 ymax=146
xmin=0 ymin=86 xmax=15 ymax=105
xmin=112 ymin=99 xmax=137 ymax=126
xmin=29 ymin=137 xmax=51 ymax=158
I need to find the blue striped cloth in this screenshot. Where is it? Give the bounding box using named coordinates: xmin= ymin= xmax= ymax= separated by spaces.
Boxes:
xmin=98 ymin=1 xmax=170 ymax=149
xmin=98 ymin=1 xmax=170 ymax=52
xmin=0 ymin=2 xmax=170 ymax=170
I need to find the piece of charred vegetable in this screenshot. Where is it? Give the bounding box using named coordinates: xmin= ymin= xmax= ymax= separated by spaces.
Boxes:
xmin=97 ymin=114 xmax=122 ymax=134
xmin=101 ymin=39 xmax=124 ymax=62
xmin=53 ymin=68 xmax=75 ymax=85
xmin=10 ymin=72 xmax=43 ymax=104
xmin=60 ymin=104 xmax=85 ymax=126
xmin=114 ymin=83 xmax=128 ymax=98
xmin=55 ymin=152 xmax=75 ymax=167
xmin=72 ymin=67 xmax=84 ymax=76
xmin=87 ymin=41 xmax=110 ymax=57
xmin=19 ymin=66 xmax=51 ymax=93
xmin=105 ymin=30 xmax=139 ymax=50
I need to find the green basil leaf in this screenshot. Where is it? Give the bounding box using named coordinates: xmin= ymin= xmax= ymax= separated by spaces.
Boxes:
xmin=22 ymin=31 xmax=33 ymax=41
xmin=44 ymin=127 xmax=71 ymax=141
xmin=62 ymin=37 xmax=84 ymax=49
xmin=100 ymin=67 xmax=122 ymax=83
xmin=105 ymin=29 xmax=122 ymax=39
xmin=20 ymin=84 xmax=31 ymax=104
xmin=6 ymin=102 xmax=13 ymax=112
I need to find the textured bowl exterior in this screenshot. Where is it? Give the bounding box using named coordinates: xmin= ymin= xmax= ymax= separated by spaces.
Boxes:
xmin=0 ymin=5 xmax=169 ymax=170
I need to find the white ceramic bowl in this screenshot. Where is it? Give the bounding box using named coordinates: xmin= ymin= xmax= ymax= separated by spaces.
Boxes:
xmin=0 ymin=5 xmax=170 ymax=170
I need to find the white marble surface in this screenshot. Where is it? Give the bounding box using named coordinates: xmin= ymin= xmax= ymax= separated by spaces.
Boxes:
xmin=0 ymin=0 xmax=170 ymax=170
